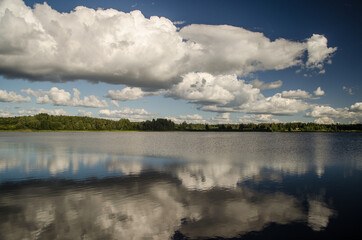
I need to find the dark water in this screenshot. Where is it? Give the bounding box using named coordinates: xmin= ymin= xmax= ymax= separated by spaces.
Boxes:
xmin=0 ymin=132 xmax=361 ymax=240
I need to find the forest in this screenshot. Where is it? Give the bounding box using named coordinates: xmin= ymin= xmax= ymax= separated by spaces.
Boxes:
xmin=0 ymin=113 xmax=361 ymax=132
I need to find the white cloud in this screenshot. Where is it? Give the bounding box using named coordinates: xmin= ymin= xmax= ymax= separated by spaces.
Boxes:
xmin=306 ymin=34 xmax=337 ymax=70
xmin=314 ymin=117 xmax=335 ymax=124
xmin=281 ymin=89 xmax=312 ymax=99
xmin=238 ymin=114 xmax=280 ymax=123
xmin=17 ymin=107 xmax=67 ymax=116
xmin=22 ymin=87 xmax=108 ymax=108
xmin=0 ymin=89 xmax=30 ymax=103
xmin=342 ymin=86 xmax=353 ymax=95
xmin=98 ymin=108 xmax=155 ymax=121
xmin=0 ymin=109 xmax=13 ymax=117
xmin=180 ymin=24 xmax=306 ymax=76
xmin=307 ymin=105 xmax=362 ymax=120
xmin=211 ymin=113 xmax=232 ymax=124
xmin=0 ymin=106 xmax=68 ymax=117
xmin=166 ymin=114 xmax=206 ymax=124
xmin=307 ymin=105 xmax=347 ymax=118
xmin=168 ymin=72 xmax=261 ymax=106
xmin=313 ymin=87 xmax=325 ymax=96
xmin=173 ymin=20 xmax=185 ymax=25
xmin=0 ymin=0 xmax=186 ymax=87
xmin=104 ymin=87 xmax=163 ymax=101
xmin=110 ymin=100 xmax=120 ymax=108
xmin=0 ymin=0 xmax=336 ymax=89
xmin=77 ymin=109 xmax=92 ymax=117
xmin=164 ymin=116 xmax=179 ymax=123
xmin=350 ymin=102 xmax=362 ymax=112
xmin=168 ymin=72 xmax=310 ymax=115
xmin=250 ymin=79 xmax=283 ymax=90
xmin=237 ymin=93 xmax=311 ymax=115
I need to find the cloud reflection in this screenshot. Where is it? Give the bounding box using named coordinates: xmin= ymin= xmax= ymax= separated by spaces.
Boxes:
xmin=0 ymin=174 xmax=336 ymax=239
xmin=1 ymin=132 xmax=361 ymax=186
xmin=0 ymin=132 xmax=357 ymax=238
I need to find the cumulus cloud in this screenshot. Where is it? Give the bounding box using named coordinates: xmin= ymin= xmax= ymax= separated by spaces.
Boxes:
xmin=17 ymin=107 xmax=67 ymax=116
xmin=281 ymin=89 xmax=312 ymax=99
xmin=250 ymin=79 xmax=283 ymax=90
xmin=307 ymin=105 xmax=349 ymax=119
xmin=168 ymin=72 xmax=261 ymax=106
xmin=306 ymin=34 xmax=337 ymax=71
xmin=0 ymin=89 xmax=30 ymax=103
xmin=238 ymin=114 xmax=280 ymax=123
xmin=350 ymin=102 xmax=362 ymax=112
xmin=180 ymin=24 xmax=307 ymax=76
xmin=104 ymin=87 xmax=163 ymax=101
xmin=314 ymin=87 xmax=325 ymax=96
xmin=212 ymin=113 xmax=232 ymax=124
xmin=0 ymin=109 xmax=13 ymax=117
xmin=0 ymin=0 xmax=336 ymax=89
xmin=168 ymin=72 xmax=310 ymax=115
xmin=243 ymin=93 xmax=311 ymax=115
xmin=98 ymin=108 xmax=155 ymax=121
xmin=77 ymin=109 xmax=92 ymax=117
xmin=307 ymin=104 xmax=362 ymax=122
xmin=166 ymin=114 xmax=206 ymax=124
xmin=21 ymin=87 xmax=108 ymax=108
xmin=314 ymin=116 xmax=335 ymax=124
xmin=199 ymin=94 xmax=311 ymax=115
xmin=0 ymin=106 xmax=67 ymax=117
xmin=0 ymin=0 xmax=189 ymax=88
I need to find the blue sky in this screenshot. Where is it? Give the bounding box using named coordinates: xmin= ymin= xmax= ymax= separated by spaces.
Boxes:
xmin=0 ymin=0 xmax=361 ymax=124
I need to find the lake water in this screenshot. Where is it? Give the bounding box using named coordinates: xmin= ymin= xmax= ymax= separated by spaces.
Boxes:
xmin=0 ymin=132 xmax=361 ymax=239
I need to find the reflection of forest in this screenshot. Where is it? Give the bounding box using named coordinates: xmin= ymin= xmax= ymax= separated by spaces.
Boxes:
xmin=0 ymin=174 xmax=335 ymax=240
xmin=1 ymin=114 xmax=361 ymax=131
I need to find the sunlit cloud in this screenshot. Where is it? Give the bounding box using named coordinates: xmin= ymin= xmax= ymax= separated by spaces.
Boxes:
xmin=314 ymin=87 xmax=325 ymax=96
xmin=104 ymin=87 xmax=163 ymax=101
xmin=22 ymin=87 xmax=108 ymax=108
xmin=98 ymin=107 xmax=155 ymax=121
xmin=0 ymin=89 xmax=30 ymax=103
xmin=0 ymin=0 xmax=336 ymax=89
xmin=281 ymin=89 xmax=313 ymax=99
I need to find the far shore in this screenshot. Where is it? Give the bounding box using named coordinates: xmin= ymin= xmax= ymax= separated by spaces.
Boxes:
xmin=1 ymin=129 xmax=361 ymax=133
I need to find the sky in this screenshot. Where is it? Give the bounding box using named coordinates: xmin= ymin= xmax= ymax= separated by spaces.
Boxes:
xmin=0 ymin=0 xmax=361 ymax=124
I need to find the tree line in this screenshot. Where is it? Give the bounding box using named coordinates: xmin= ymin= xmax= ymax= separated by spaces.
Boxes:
xmin=0 ymin=113 xmax=361 ymax=132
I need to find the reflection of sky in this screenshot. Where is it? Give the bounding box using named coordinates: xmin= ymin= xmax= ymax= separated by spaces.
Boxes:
xmin=0 ymin=132 xmax=361 ymax=239
xmin=0 ymin=175 xmax=336 ymax=240
xmin=0 ymin=132 xmax=361 ymax=186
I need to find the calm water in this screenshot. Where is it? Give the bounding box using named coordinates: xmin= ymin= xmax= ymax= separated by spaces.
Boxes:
xmin=0 ymin=132 xmax=361 ymax=240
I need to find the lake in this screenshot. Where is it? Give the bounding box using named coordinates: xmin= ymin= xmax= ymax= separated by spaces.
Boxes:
xmin=0 ymin=132 xmax=361 ymax=239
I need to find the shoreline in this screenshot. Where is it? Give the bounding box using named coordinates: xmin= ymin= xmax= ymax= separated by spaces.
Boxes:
xmin=1 ymin=130 xmax=361 ymax=133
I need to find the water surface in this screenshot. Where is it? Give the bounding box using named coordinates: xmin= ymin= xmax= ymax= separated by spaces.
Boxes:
xmin=0 ymin=132 xmax=361 ymax=239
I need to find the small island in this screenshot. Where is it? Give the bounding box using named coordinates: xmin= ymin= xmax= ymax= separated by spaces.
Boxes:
xmin=1 ymin=113 xmax=361 ymax=132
